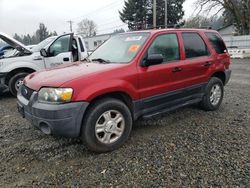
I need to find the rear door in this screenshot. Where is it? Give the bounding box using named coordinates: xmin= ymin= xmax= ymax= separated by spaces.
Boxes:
xmin=44 ymin=34 xmax=73 ymax=68
xmin=178 ymin=32 xmax=213 ymax=87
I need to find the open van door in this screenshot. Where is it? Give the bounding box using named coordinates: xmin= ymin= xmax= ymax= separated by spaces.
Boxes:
xmin=43 ymin=33 xmax=74 ymax=68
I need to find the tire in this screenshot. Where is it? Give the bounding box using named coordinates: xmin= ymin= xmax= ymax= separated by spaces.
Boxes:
xmin=81 ymin=98 xmax=133 ymax=153
xmin=8 ymin=72 xmax=29 ymax=97
xmin=200 ymin=77 xmax=224 ymax=111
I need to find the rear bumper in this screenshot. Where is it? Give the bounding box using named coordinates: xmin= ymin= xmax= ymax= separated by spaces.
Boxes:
xmin=17 ymin=88 xmax=89 ymax=138
xmin=224 ymin=69 xmax=232 ymax=85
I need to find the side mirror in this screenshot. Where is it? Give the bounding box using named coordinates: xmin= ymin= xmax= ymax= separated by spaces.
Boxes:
xmin=40 ymin=48 xmax=48 ymax=57
xmin=141 ymin=54 xmax=164 ymax=67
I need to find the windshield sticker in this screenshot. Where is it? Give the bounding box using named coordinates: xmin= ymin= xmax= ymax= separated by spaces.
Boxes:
xmin=125 ymin=36 xmax=142 ymax=42
xmin=128 ymin=45 xmax=141 ymax=53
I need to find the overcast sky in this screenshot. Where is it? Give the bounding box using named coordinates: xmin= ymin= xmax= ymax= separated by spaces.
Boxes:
xmin=0 ymin=0 xmax=197 ymax=37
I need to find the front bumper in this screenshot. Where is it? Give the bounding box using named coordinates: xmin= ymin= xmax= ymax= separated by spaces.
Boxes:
xmin=224 ymin=69 xmax=232 ymax=85
xmin=17 ymin=87 xmax=89 ymax=138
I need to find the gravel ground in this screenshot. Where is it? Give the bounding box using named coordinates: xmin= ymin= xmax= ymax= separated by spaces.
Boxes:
xmin=0 ymin=59 xmax=249 ymax=187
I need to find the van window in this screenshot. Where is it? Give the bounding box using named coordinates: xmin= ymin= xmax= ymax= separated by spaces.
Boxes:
xmin=148 ymin=34 xmax=180 ymax=63
xmin=49 ymin=35 xmax=70 ymax=56
xmin=182 ymin=33 xmax=209 ymax=58
xmin=205 ymin=32 xmax=227 ymax=54
xmin=78 ymin=38 xmax=85 ymax=52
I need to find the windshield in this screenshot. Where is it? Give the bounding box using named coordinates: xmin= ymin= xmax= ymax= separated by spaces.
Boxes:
xmin=32 ymin=36 xmax=57 ymax=52
xmin=89 ymin=32 xmax=150 ymax=63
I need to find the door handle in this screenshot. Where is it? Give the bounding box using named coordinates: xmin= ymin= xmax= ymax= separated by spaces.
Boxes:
xmin=33 ymin=56 xmax=43 ymax=61
xmin=204 ymin=62 xmax=212 ymax=67
xmin=63 ymin=57 xmax=70 ymax=61
xmin=172 ymin=67 xmax=182 ymax=73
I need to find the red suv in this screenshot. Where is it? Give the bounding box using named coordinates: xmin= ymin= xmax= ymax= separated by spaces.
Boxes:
xmin=17 ymin=29 xmax=231 ymax=152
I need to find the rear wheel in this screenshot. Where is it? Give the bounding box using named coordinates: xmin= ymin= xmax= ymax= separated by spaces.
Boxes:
xmin=200 ymin=77 xmax=224 ymax=111
xmin=81 ymin=98 xmax=133 ymax=153
xmin=9 ymin=72 xmax=29 ymax=97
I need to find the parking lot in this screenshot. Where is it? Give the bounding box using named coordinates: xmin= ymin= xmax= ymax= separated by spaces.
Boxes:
xmin=0 ymin=59 xmax=249 ymax=187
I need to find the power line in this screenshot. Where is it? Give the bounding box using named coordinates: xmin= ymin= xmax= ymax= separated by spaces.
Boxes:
xmin=70 ymin=0 xmax=121 ymax=21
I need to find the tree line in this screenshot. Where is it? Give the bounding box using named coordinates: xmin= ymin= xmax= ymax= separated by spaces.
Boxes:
xmin=14 ymin=23 xmax=57 ymax=45
xmin=118 ymin=0 xmax=250 ymax=35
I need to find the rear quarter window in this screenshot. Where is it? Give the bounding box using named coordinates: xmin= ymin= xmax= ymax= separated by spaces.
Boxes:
xmin=205 ymin=32 xmax=227 ymax=54
xmin=182 ymin=33 xmax=209 ymax=59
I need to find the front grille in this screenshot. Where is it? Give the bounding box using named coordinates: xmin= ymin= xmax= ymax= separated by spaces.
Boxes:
xmin=20 ymin=85 xmax=34 ymax=100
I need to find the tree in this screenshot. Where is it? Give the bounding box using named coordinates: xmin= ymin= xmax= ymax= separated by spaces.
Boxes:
xmin=36 ymin=23 xmax=49 ymax=42
xmin=184 ymin=15 xmax=225 ymax=30
xmin=119 ymin=0 xmax=185 ymax=31
xmin=113 ymin=28 xmax=125 ymax=34
xmin=77 ymin=19 xmax=97 ymax=37
xmin=13 ymin=23 xmax=57 ymax=45
xmin=195 ymin=0 xmax=250 ymax=35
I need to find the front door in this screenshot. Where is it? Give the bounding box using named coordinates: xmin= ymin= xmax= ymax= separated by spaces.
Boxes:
xmin=138 ymin=33 xmax=185 ymax=114
xmin=44 ymin=34 xmax=73 ymax=68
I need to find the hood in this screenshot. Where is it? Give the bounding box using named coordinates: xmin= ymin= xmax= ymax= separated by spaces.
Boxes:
xmin=24 ymin=62 xmax=124 ymax=91
xmin=0 ymin=32 xmax=32 ymax=54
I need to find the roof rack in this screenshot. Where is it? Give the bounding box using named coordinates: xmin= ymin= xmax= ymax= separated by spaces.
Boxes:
xmin=146 ymin=24 xmax=181 ymax=30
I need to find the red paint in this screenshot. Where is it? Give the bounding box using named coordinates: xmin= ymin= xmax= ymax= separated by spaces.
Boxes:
xmin=24 ymin=29 xmax=231 ymax=102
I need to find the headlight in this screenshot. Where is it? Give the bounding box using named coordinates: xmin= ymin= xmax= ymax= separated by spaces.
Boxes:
xmin=38 ymin=88 xmax=73 ymax=104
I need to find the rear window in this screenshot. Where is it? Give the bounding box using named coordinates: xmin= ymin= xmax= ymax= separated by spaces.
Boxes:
xmin=182 ymin=33 xmax=209 ymax=59
xmin=205 ymin=32 xmax=227 ymax=54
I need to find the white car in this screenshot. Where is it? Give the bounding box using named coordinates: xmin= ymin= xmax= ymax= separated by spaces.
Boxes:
xmin=0 ymin=32 xmax=88 ymax=96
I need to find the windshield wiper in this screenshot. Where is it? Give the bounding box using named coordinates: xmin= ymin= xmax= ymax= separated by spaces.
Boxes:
xmin=81 ymin=57 xmax=91 ymax=63
xmin=91 ymin=58 xmax=111 ymax=64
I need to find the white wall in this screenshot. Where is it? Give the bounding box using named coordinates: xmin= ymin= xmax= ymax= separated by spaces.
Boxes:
xmin=222 ymin=35 xmax=250 ymax=48
xmin=84 ymin=34 xmax=113 ymax=51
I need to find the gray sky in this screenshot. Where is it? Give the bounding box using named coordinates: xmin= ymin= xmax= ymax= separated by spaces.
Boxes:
xmin=0 ymin=0 xmax=197 ymax=37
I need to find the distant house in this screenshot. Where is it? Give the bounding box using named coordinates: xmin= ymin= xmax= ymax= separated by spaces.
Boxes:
xmin=217 ymin=25 xmax=237 ymax=37
xmin=84 ymin=33 xmax=114 ymax=51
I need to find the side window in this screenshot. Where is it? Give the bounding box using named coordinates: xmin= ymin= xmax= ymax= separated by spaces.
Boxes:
xmin=78 ymin=38 xmax=85 ymax=52
xmin=182 ymin=33 xmax=209 ymax=59
xmin=205 ymin=32 xmax=227 ymax=54
xmin=148 ymin=34 xmax=180 ymax=63
xmin=49 ymin=35 xmax=70 ymax=56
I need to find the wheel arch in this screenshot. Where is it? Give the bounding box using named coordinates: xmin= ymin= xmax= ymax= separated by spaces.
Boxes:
xmin=211 ymin=71 xmax=226 ymax=85
xmin=5 ymin=67 xmax=36 ymax=85
xmin=86 ymin=91 xmax=134 ymax=115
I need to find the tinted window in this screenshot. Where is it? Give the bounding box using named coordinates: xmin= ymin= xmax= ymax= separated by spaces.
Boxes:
xmin=182 ymin=33 xmax=209 ymax=58
xmin=49 ymin=35 xmax=70 ymax=56
xmin=206 ymin=32 xmax=227 ymax=54
xmin=148 ymin=34 xmax=180 ymax=63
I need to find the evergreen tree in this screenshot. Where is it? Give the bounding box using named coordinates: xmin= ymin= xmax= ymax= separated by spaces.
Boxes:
xmin=119 ymin=0 xmax=185 ymax=30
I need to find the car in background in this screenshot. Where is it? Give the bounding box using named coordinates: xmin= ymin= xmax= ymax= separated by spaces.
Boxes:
xmin=0 ymin=32 xmax=88 ymax=96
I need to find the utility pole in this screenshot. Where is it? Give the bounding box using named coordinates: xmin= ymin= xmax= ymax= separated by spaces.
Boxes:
xmin=153 ymin=0 xmax=156 ymax=28
xmin=67 ymin=20 xmax=74 ymax=32
xmin=165 ymin=0 xmax=168 ymax=28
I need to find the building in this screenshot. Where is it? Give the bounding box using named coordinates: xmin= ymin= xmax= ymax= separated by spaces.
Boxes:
xmin=218 ymin=24 xmax=237 ymax=37
xmin=84 ymin=33 xmax=114 ymax=51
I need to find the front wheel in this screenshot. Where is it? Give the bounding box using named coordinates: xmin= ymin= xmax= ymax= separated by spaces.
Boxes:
xmin=200 ymin=77 xmax=224 ymax=111
xmin=81 ymin=98 xmax=133 ymax=153
xmin=9 ymin=72 xmax=29 ymax=97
